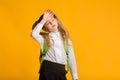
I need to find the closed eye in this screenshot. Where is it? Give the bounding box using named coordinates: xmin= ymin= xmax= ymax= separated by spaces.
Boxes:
xmin=46 ymin=21 xmax=50 ymax=25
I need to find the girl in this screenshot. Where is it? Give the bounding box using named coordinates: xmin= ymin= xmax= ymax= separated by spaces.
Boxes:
xmin=31 ymin=9 xmax=78 ymax=80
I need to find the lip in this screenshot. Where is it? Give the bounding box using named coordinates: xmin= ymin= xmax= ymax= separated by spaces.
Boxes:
xmin=52 ymin=25 xmax=56 ymax=27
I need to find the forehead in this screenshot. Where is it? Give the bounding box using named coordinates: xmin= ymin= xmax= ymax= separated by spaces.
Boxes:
xmin=45 ymin=17 xmax=56 ymax=25
xmin=47 ymin=17 xmax=56 ymax=22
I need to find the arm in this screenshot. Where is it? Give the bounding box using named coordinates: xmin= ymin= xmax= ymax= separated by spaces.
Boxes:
xmin=68 ymin=39 xmax=78 ymax=80
xmin=31 ymin=9 xmax=54 ymax=44
xmin=31 ymin=22 xmax=44 ymax=44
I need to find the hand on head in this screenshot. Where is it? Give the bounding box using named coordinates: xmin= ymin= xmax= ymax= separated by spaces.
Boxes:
xmin=42 ymin=9 xmax=54 ymax=23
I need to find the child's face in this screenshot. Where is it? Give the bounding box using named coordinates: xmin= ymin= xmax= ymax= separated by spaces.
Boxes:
xmin=44 ymin=17 xmax=58 ymax=32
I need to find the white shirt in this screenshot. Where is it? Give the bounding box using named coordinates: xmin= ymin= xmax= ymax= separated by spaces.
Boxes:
xmin=31 ymin=23 xmax=78 ymax=80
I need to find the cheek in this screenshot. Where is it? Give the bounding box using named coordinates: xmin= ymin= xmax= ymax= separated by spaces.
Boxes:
xmin=45 ymin=25 xmax=52 ymax=30
xmin=54 ymin=20 xmax=58 ymax=26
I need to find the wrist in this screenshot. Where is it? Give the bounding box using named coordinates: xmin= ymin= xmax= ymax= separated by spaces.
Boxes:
xmin=40 ymin=19 xmax=46 ymax=26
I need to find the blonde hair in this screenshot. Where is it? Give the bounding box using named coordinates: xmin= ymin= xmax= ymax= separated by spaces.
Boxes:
xmin=32 ymin=14 xmax=70 ymax=47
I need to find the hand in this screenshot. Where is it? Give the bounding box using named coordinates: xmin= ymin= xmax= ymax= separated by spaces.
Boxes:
xmin=40 ymin=9 xmax=54 ymax=25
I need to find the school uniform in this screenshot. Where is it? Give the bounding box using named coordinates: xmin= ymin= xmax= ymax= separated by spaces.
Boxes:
xmin=31 ymin=23 xmax=78 ymax=80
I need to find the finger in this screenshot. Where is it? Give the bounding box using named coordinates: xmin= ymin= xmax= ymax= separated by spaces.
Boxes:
xmin=47 ymin=9 xmax=53 ymax=14
xmin=50 ymin=12 xmax=54 ymax=17
xmin=43 ymin=9 xmax=54 ymax=18
xmin=44 ymin=9 xmax=50 ymax=14
xmin=50 ymin=10 xmax=54 ymax=15
xmin=46 ymin=9 xmax=51 ymax=13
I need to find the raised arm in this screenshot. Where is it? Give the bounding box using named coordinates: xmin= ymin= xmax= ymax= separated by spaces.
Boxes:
xmin=31 ymin=9 xmax=54 ymax=44
xmin=31 ymin=22 xmax=44 ymax=44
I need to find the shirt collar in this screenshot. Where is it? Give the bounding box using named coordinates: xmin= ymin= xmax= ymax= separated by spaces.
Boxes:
xmin=49 ymin=31 xmax=60 ymax=39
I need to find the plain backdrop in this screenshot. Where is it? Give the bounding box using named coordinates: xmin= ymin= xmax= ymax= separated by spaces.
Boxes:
xmin=0 ymin=0 xmax=120 ymax=80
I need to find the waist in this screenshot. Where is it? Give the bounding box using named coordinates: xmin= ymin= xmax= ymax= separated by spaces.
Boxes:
xmin=44 ymin=54 xmax=67 ymax=65
xmin=40 ymin=60 xmax=66 ymax=73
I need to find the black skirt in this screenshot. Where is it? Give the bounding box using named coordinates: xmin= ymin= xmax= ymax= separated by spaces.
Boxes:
xmin=39 ymin=60 xmax=67 ymax=80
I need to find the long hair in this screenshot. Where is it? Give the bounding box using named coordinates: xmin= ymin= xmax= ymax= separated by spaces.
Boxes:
xmin=32 ymin=14 xmax=70 ymax=47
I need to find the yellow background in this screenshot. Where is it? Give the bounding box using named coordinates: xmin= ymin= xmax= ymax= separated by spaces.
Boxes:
xmin=0 ymin=0 xmax=120 ymax=80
